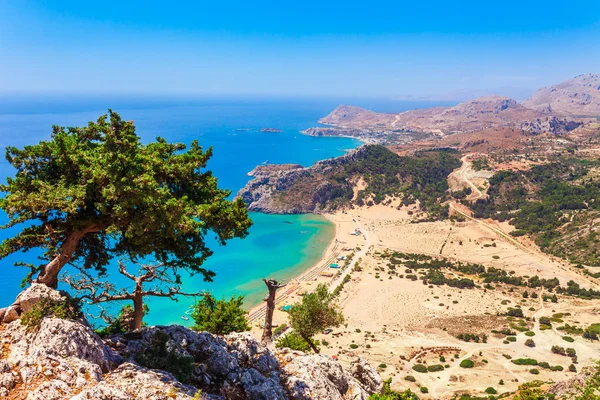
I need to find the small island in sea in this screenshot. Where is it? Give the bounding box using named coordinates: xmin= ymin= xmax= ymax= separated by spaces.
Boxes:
xmin=259 ymin=127 xmax=283 ymax=133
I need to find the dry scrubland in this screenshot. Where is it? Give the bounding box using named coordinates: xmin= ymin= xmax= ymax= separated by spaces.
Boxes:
xmin=256 ymin=203 xmax=600 ymax=399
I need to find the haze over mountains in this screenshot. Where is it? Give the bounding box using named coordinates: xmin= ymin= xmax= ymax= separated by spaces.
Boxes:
xmin=315 ymin=74 xmax=599 ymax=138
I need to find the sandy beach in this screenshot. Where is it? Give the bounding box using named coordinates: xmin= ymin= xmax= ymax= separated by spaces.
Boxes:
xmin=248 ymin=202 xmax=600 ymax=399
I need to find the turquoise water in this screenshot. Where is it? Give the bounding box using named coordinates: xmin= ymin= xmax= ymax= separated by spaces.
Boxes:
xmin=0 ymin=95 xmax=451 ymax=326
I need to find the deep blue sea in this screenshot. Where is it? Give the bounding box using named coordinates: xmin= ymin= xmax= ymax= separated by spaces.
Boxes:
xmin=0 ymin=95 xmax=454 ymax=326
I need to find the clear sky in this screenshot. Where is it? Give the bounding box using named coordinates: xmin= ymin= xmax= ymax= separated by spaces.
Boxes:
xmin=1 ymin=0 xmax=599 ymax=97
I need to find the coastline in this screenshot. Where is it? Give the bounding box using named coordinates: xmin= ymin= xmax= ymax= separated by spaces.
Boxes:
xmin=248 ymin=210 xmax=371 ymax=334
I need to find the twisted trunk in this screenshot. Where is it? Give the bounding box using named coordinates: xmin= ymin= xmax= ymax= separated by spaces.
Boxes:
xmin=35 ymin=230 xmax=87 ymax=288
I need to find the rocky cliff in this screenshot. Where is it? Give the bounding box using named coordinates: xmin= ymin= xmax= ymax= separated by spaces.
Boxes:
xmin=523 ymin=73 xmax=600 ymax=117
xmin=0 ymin=284 xmax=383 ymax=399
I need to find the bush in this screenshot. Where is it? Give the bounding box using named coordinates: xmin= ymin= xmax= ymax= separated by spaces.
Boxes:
xmin=420 ymin=387 xmax=428 ymax=394
xmin=412 ymin=364 xmax=428 ymax=373
xmin=276 ymin=332 xmax=317 ymax=353
xmin=427 ymin=364 xmax=444 ymax=372
xmin=485 ymin=387 xmax=497 ymax=394
xmin=379 ymin=364 xmax=387 ymax=369
xmin=350 ymin=343 xmax=359 ymax=349
xmin=562 ymin=336 xmax=575 ymax=343
xmin=21 ymin=297 xmax=82 ymax=332
xmin=405 ymin=375 xmax=416 ymax=382
xmin=524 ymin=331 xmax=535 ymax=336
xmin=191 ymin=294 xmax=250 ymax=335
xmin=525 ymin=339 xmax=536 ymax=347
xmin=512 ymin=358 xmax=538 ymax=366
xmin=134 ymin=330 xmax=194 ymax=383
xmin=530 ymin=368 xmax=540 ymax=375
xmin=507 ymin=308 xmax=524 ymax=318
xmin=459 ymin=359 xmax=474 ymax=368
xmin=551 ymin=345 xmax=566 ymax=356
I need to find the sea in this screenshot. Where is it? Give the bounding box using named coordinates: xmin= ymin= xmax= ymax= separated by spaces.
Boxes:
xmin=0 ymin=94 xmax=454 ymax=326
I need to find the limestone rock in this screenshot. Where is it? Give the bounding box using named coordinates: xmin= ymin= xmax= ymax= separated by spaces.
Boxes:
xmin=0 ymin=286 xmax=382 ymax=400
xmin=15 ymin=283 xmax=68 ymax=314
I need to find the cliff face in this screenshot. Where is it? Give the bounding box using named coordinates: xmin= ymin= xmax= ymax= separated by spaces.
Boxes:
xmin=237 ymin=147 xmax=366 ymax=214
xmin=523 ymin=73 xmax=600 ymax=117
xmin=0 ymin=285 xmax=382 ymax=400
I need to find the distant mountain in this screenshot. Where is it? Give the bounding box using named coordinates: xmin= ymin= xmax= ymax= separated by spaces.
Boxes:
xmin=392 ymin=87 xmax=535 ymax=102
xmin=523 ymin=73 xmax=600 ymax=116
xmin=319 ymin=95 xmax=577 ymax=136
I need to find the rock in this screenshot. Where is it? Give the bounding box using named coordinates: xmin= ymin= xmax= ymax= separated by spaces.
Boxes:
xmin=2 ymin=305 xmax=20 ymax=324
xmin=72 ymin=363 xmax=198 ymax=400
xmin=0 ymin=286 xmax=382 ymax=400
xmin=15 ymin=283 xmax=67 ymax=314
xmin=280 ymin=350 xmax=373 ymax=400
xmin=351 ymin=357 xmax=383 ymax=395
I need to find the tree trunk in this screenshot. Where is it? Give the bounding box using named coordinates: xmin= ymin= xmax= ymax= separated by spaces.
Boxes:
xmin=132 ymin=293 xmax=144 ymax=331
xmin=302 ymin=333 xmax=320 ymax=354
xmin=36 ymin=230 xmax=87 ymax=288
xmin=262 ymin=279 xmax=284 ymax=345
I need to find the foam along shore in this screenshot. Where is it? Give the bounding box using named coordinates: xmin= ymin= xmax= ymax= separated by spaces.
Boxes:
xmin=248 ymin=209 xmax=373 ymax=333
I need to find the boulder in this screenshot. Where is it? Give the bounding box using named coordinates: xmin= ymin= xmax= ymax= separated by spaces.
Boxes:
xmin=15 ymin=283 xmax=68 ymax=314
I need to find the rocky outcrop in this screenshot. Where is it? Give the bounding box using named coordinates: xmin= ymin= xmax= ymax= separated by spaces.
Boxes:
xmin=524 ymin=73 xmax=600 ymax=117
xmin=0 ymin=286 xmax=382 ymax=399
xmin=0 ymin=283 xmax=68 ymax=324
xmin=236 ymin=146 xmax=367 ymax=214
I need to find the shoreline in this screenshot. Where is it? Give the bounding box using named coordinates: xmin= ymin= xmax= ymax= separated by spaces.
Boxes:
xmin=247 ymin=210 xmax=371 ymax=334
xmin=247 ymin=212 xmax=341 ymax=323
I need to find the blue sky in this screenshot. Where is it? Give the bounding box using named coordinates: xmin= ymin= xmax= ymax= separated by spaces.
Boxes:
xmin=1 ymin=0 xmax=599 ymax=97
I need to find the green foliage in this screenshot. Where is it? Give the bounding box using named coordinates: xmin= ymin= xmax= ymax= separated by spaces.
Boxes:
xmin=470 ymin=159 xmax=600 ymax=266
xmin=456 ymin=333 xmax=488 ymax=343
xmin=21 ymin=297 xmax=82 ymax=331
xmin=0 ymin=111 xmax=252 ymax=285
xmin=288 ymin=283 xmax=344 ymax=352
xmin=485 ymin=387 xmax=498 ymax=394
xmin=412 ymin=364 xmax=428 ymax=373
xmin=419 ymin=387 xmax=428 ymax=394
xmin=525 ymin=339 xmax=536 ymax=347
xmin=512 ymin=358 xmax=538 ymax=366
xmin=96 ymin=304 xmax=149 ymax=338
xmin=427 ymin=364 xmax=444 ymax=372
xmin=275 ymin=331 xmax=317 ymax=352
xmin=562 ymin=335 xmax=575 ymax=343
xmin=459 ymin=359 xmax=475 ymax=368
xmin=368 ymin=378 xmax=419 ymax=400
xmin=191 ymin=293 xmax=250 ymax=335
xmin=134 ymin=330 xmax=194 ymax=384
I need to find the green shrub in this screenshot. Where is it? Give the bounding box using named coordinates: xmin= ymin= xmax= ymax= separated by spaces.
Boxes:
xmin=350 ymin=343 xmax=359 ymax=349
xmin=379 ymin=364 xmax=387 ymax=369
xmin=134 ymin=330 xmax=194 ymax=383
xmin=460 ymin=359 xmax=474 ymax=368
xmin=562 ymin=336 xmax=575 ymax=343
xmin=21 ymin=297 xmax=82 ymax=332
xmin=507 ymin=336 xmax=517 ymax=342
xmin=405 ymin=375 xmax=416 ymax=382
xmin=524 ymin=331 xmax=535 ymax=336
xmin=512 ymin=358 xmax=538 ymax=366
xmin=420 ymin=387 xmax=428 ymax=394
xmin=276 ymin=332 xmax=318 ymax=352
xmin=525 ymin=339 xmax=536 ymax=347
xmin=530 ymin=368 xmax=540 ymax=375
xmin=427 ymin=364 xmax=444 ymax=372
xmin=412 ymin=364 xmax=428 ymax=373
xmin=485 ymin=387 xmax=497 ymax=394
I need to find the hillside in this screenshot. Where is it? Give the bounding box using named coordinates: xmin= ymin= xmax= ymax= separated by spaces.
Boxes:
xmin=317 ymin=96 xmax=579 ymax=137
xmin=523 ymin=73 xmax=600 ymax=117
xmin=237 ymin=145 xmax=460 ymax=219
